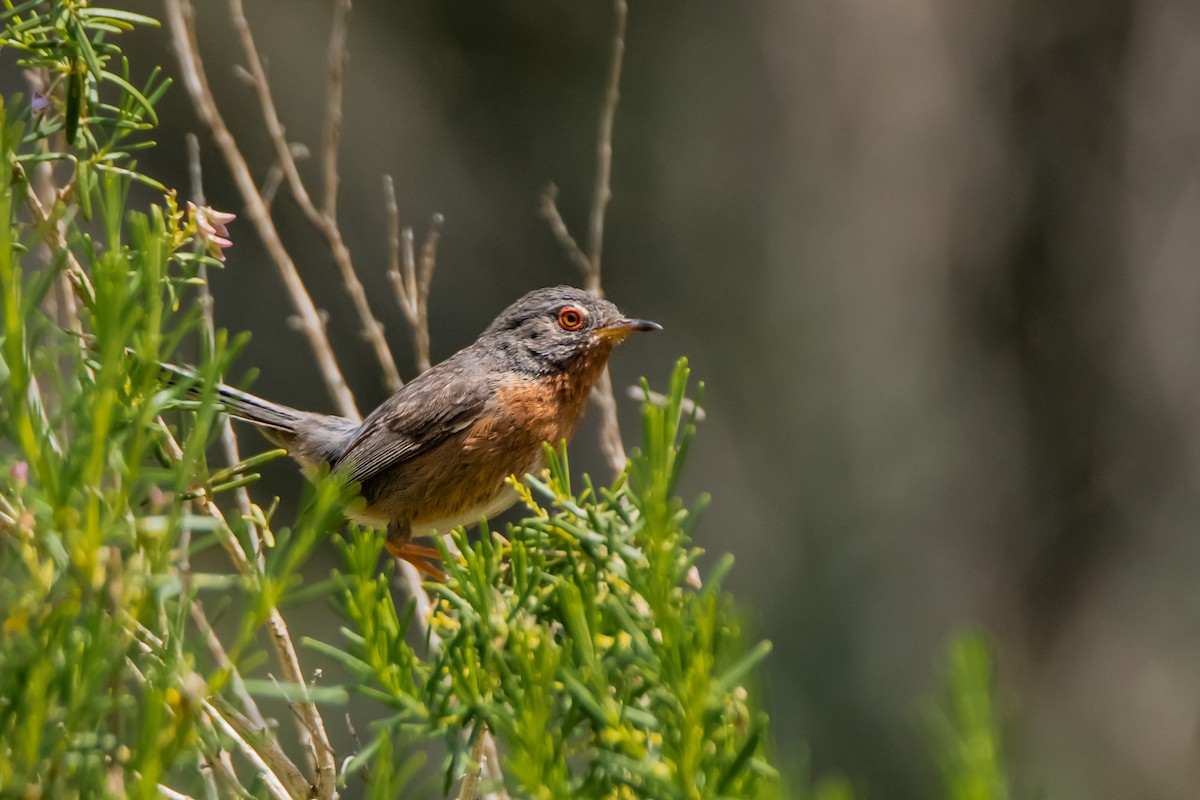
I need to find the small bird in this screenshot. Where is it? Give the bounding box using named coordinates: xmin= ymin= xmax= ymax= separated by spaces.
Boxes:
xmin=199 ymin=286 xmax=660 ymax=577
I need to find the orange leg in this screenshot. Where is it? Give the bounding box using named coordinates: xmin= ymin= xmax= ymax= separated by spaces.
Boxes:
xmin=396 ymin=543 xmax=442 ymax=560
xmin=386 ymin=539 xmax=446 ymax=582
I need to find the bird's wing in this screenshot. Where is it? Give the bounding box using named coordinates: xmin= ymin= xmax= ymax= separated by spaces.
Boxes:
xmin=333 ymin=361 xmax=494 ymax=486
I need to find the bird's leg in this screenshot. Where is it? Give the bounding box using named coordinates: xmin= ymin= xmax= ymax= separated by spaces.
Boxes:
xmin=385 ymin=521 xmax=446 ymax=582
xmin=395 ymin=543 xmax=442 ymax=560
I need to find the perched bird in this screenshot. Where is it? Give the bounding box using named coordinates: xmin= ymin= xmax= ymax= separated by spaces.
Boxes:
xmin=197 ymin=286 xmax=660 ymax=576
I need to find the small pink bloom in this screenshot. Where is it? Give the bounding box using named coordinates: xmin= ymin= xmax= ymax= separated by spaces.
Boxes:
xmin=188 ymin=202 xmax=237 ymax=262
xmin=8 ymin=461 xmax=28 ymax=483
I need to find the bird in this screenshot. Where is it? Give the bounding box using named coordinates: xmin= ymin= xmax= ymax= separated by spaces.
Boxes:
xmin=191 ymin=286 xmax=660 ymax=578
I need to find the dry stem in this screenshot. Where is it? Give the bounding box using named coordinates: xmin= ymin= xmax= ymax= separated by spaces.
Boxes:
xmin=165 ymin=0 xmax=359 ymax=418
xmin=186 ymin=133 xmax=260 ymax=555
xmin=384 ymin=175 xmax=441 ymax=373
xmin=322 ymin=0 xmax=351 ymax=218
xmin=226 ymin=0 xmax=402 ymax=393
xmin=155 ymin=419 xmax=336 ymax=800
xmin=586 ymin=0 xmax=628 ymax=281
xmin=455 ymin=729 xmax=488 ymax=800
xmin=169 ymin=2 xmax=460 ymax=791
xmin=205 ymin=700 xmax=295 ymax=800
xmin=539 ymin=184 xmax=593 ymax=279
xmin=540 ymin=0 xmax=631 ymax=477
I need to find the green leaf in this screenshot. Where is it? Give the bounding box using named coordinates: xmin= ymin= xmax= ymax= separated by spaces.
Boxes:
xmin=78 ymin=8 xmax=161 ymax=27
xmin=0 ymin=0 xmax=44 ymax=23
xmin=241 ymin=679 xmax=349 ymax=705
xmin=99 ymin=69 xmax=158 ymax=125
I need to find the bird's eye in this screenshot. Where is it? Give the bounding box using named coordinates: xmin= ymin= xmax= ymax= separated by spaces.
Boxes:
xmin=557 ymin=306 xmax=586 ymax=331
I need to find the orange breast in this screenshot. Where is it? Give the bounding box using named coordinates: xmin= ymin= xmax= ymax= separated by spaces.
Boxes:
xmin=406 ymin=369 xmax=600 ymax=532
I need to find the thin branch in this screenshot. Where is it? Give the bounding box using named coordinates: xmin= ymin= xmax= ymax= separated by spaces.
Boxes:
xmin=585 ymin=0 xmax=631 ymax=476
xmin=22 ymin=178 xmax=95 ymax=306
xmin=322 ymin=0 xmax=351 ymax=219
xmin=196 ymin=752 xmax=222 ymax=800
xmin=455 ymin=728 xmax=487 ymax=800
xmin=205 ymin=751 xmax=250 ymax=800
xmin=384 ymin=175 xmax=441 ymax=373
xmin=226 ymin=0 xmax=402 ymax=393
xmin=204 ymin=700 xmax=295 ymax=800
xmin=479 ymin=732 xmax=506 ymax=800
xmin=585 ymin=0 xmax=627 ymax=282
xmin=210 ymin=695 xmax=311 ymax=800
xmin=157 ymin=784 xmax=197 ymax=800
xmin=129 ymin=624 xmax=296 ymax=800
xmin=190 ymin=602 xmax=269 ymax=730
xmin=154 ymin=418 xmax=336 ymax=800
xmin=540 ymin=0 xmax=631 ymax=477
xmin=187 ymin=133 xmax=259 ymax=555
xmin=414 ymin=216 xmax=442 ymax=373
xmin=164 ymin=0 xmax=358 ymax=418
xmin=539 ymin=185 xmax=593 ymax=279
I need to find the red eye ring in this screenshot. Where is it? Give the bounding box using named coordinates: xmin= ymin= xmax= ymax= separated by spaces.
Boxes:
xmin=557 ymin=306 xmax=585 ymax=331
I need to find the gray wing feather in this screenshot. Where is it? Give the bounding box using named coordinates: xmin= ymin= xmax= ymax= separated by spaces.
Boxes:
xmin=332 ymin=359 xmax=493 ymax=485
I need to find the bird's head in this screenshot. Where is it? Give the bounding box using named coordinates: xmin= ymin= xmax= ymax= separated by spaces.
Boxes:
xmin=479 ymin=286 xmax=661 ymax=376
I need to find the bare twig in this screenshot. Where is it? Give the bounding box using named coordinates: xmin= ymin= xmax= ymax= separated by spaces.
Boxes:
xmin=414 ymin=218 xmax=442 ymax=372
xmin=187 ymin=133 xmax=259 ymax=555
xmin=22 ymin=179 xmax=95 ymax=306
xmin=197 ymin=753 xmax=221 ymax=800
xmin=169 ymin=0 xmax=436 ymax=708
xmin=189 ymin=602 xmax=269 ymax=730
xmin=226 ymin=0 xmax=402 ymax=393
xmin=539 ymin=185 xmax=593 ymax=279
xmin=585 ymin=0 xmax=631 ymax=476
xmin=585 ymin=0 xmax=628 ymax=282
xmin=205 ymin=700 xmax=295 ymax=800
xmin=21 ymin=67 xmax=81 ymax=341
xmin=154 ymin=418 xmax=336 ymax=800
xmin=211 ymin=695 xmax=311 ymax=799
xmin=165 ymin=0 xmax=358 ymax=418
xmin=455 ymin=728 xmax=488 ymax=800
xmin=540 ymin=0 xmax=631 ymax=477
xmin=205 ymin=751 xmax=248 ymax=800
xmin=157 ymin=784 xmax=197 ymax=800
xmin=322 ymin=0 xmax=351 ymax=219
xmin=129 ymin=623 xmax=298 ymax=800
xmin=384 ymin=174 xmax=441 ymax=373
xmin=479 ymin=732 xmax=506 ymax=800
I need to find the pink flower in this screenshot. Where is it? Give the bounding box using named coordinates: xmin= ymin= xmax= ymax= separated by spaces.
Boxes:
xmin=8 ymin=461 xmax=28 ymax=483
xmin=188 ymin=202 xmax=236 ymax=262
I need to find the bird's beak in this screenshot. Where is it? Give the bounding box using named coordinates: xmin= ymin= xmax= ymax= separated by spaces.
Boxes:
xmin=596 ymin=318 xmax=663 ymax=342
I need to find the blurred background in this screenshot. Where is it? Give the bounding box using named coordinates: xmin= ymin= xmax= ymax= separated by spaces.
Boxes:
xmin=121 ymin=0 xmax=1200 ymax=797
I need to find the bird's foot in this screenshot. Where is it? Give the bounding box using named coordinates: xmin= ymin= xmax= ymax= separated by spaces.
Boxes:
xmin=386 ymin=540 xmax=447 ymax=582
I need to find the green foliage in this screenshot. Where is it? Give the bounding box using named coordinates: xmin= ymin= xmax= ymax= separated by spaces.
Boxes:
xmin=0 ymin=84 xmax=207 ymax=798
xmin=320 ymin=361 xmax=776 ymax=798
xmin=929 ymin=633 xmax=1011 ymax=800
xmin=0 ymin=4 xmax=354 ymax=796
xmin=3 ymin=0 xmax=169 ymax=190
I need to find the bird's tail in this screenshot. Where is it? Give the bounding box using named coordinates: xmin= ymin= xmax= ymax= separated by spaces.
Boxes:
xmin=158 ymin=361 xmax=305 ymax=441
